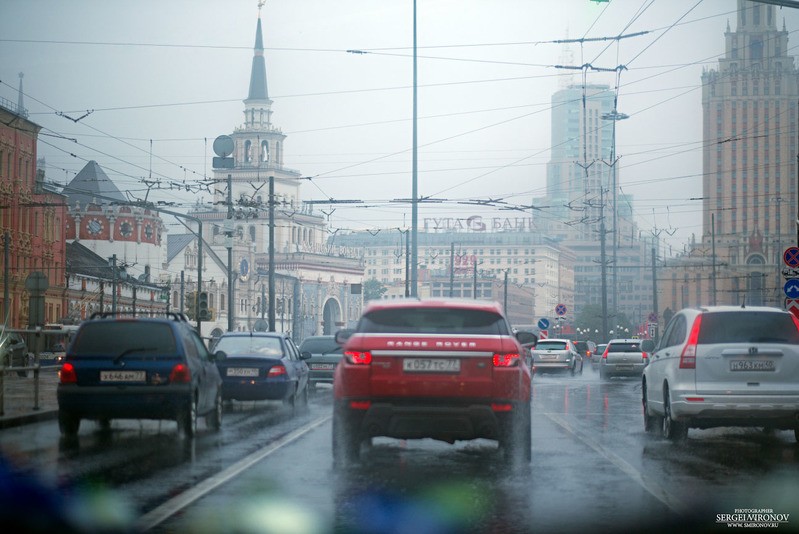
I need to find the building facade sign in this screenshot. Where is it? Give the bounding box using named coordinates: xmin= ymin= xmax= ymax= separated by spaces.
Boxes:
xmin=424 ymin=216 xmax=534 ymax=232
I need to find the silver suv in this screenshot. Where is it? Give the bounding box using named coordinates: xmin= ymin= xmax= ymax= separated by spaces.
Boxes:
xmin=531 ymin=338 xmax=583 ymax=376
xmin=641 ymin=305 xmax=799 ymax=441
xmin=599 ymin=338 xmax=649 ymax=379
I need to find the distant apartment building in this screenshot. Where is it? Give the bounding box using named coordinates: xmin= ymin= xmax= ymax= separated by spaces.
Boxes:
xmin=334 ymin=224 xmax=575 ymax=327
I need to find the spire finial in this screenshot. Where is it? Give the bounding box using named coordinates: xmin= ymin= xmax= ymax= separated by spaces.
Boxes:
xmin=258 ymin=0 xmax=265 ymax=15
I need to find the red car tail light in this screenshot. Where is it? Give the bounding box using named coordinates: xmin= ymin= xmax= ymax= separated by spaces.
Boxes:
xmin=350 ymin=400 xmax=371 ymax=410
xmin=268 ymin=365 xmax=287 ymax=377
xmin=491 ymin=403 xmax=513 ymax=412
xmin=493 ymin=353 xmax=520 ymax=367
xmin=60 ymin=362 xmax=77 ymax=384
xmin=679 ymin=315 xmax=703 ymax=369
xmin=169 ymin=363 xmax=192 ymax=383
xmin=602 ymin=346 xmax=609 ymax=359
xmin=344 ymin=350 xmax=372 ymax=365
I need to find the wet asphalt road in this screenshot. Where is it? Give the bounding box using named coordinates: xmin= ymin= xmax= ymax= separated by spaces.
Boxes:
xmin=3 ymin=364 xmax=799 ymax=533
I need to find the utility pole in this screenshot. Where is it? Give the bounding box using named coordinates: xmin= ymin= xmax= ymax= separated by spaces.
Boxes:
xmin=180 ymin=270 xmax=185 ymax=314
xmin=410 ymin=0 xmax=418 ymax=297
xmin=268 ymin=175 xmax=276 ymax=332
xmin=109 ymin=254 xmax=117 ymax=313
xmin=711 ymin=213 xmax=717 ymax=306
xmin=449 ymin=243 xmax=454 ymax=297
xmin=226 ymin=173 xmax=234 ymax=332
xmin=503 ymin=269 xmax=509 ymax=315
xmin=599 ymin=191 xmax=609 ymax=343
xmin=652 ymin=246 xmax=659 ymax=343
xmin=3 ymin=232 xmax=9 ymax=325
xmin=473 ymin=260 xmax=478 ymax=299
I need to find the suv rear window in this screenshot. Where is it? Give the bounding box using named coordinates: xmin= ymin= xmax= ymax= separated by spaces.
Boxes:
xmin=698 ymin=311 xmax=799 ymax=344
xmin=536 ymin=341 xmax=568 ymax=350
xmin=359 ymin=308 xmax=509 ymax=335
xmin=608 ymin=342 xmax=642 ymax=353
xmin=299 ymin=337 xmax=341 ymax=354
xmin=71 ymin=322 xmax=177 ymax=356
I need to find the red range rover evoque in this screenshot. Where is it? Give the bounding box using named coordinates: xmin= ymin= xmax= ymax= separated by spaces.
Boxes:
xmin=332 ymin=298 xmax=537 ymax=466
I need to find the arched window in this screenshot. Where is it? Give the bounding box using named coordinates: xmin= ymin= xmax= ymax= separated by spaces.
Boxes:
xmin=249 ymin=225 xmax=256 ymax=242
xmin=261 ymin=141 xmax=269 ymax=162
xmin=244 ymin=140 xmax=252 ymax=163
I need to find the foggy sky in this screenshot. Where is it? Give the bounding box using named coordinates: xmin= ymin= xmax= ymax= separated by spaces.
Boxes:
xmin=3 ymin=0 xmax=797 ymax=255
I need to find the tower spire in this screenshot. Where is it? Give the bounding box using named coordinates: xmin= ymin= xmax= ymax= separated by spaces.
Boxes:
xmin=247 ymin=2 xmax=268 ymax=101
xmin=17 ymin=72 xmax=24 ymax=114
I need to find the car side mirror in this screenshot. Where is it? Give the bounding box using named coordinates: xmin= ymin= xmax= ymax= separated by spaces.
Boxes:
xmin=213 ymin=350 xmax=227 ymax=362
xmin=300 ymin=351 xmax=312 ymax=360
xmin=515 ymin=331 xmax=538 ymax=347
xmin=641 ymin=340 xmax=655 ymax=353
xmin=335 ymin=329 xmax=354 ymax=345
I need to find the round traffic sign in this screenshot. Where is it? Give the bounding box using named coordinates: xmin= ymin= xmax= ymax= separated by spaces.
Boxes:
xmin=555 ymin=303 xmax=567 ymax=316
xmin=784 ymin=247 xmax=799 ymax=268
xmin=538 ymin=318 xmax=550 ymax=330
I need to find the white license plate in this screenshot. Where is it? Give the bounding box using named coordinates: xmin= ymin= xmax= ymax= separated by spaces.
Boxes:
xmin=100 ymin=370 xmax=146 ymax=382
xmin=227 ymin=367 xmax=260 ymax=377
xmin=311 ymin=363 xmax=336 ymax=370
xmin=403 ymin=358 xmax=460 ymax=373
xmin=730 ymin=360 xmax=775 ymax=371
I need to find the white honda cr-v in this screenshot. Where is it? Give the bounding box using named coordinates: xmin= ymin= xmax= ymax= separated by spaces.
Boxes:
xmin=641 ymin=305 xmax=799 ymax=441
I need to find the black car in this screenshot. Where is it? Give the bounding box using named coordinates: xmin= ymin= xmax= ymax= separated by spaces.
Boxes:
xmin=214 ymin=332 xmax=311 ymax=406
xmin=298 ymin=335 xmax=343 ymax=389
xmin=57 ymin=312 xmax=225 ymax=438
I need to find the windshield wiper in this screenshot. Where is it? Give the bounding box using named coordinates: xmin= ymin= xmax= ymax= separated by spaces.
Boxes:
xmin=114 ymin=347 xmax=157 ymax=363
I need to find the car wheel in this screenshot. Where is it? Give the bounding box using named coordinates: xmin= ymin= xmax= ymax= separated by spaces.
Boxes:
xmin=570 ymin=363 xmax=576 ymax=376
xmin=58 ymin=410 xmax=80 ymax=436
xmin=206 ymin=392 xmax=222 ymax=432
xmin=662 ymin=387 xmax=687 ymax=441
xmin=179 ymin=394 xmax=198 ymax=438
xmin=642 ymin=385 xmax=662 ymax=434
xmin=579 ymin=360 xmax=584 ymax=375
xmin=794 ymin=427 xmax=799 ymax=443
xmin=500 ymin=402 xmax=531 ymax=465
xmin=332 ymin=403 xmax=360 ymax=468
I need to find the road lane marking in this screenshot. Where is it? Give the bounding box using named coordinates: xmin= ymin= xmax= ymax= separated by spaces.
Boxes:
xmin=136 ymin=414 xmax=331 ymax=531
xmin=543 ymin=412 xmax=690 ymax=516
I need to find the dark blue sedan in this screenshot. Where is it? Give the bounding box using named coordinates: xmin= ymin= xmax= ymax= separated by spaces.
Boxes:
xmin=214 ymin=332 xmax=311 ymax=407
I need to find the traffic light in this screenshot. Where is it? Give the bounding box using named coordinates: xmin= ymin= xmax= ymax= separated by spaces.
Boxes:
xmin=198 ymin=291 xmax=210 ymax=321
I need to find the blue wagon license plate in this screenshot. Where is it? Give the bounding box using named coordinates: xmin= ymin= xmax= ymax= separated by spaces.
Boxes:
xmin=100 ymin=370 xmax=146 ymax=382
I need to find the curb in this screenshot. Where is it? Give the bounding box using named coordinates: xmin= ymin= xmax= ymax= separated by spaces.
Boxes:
xmin=0 ymin=408 xmax=58 ymax=430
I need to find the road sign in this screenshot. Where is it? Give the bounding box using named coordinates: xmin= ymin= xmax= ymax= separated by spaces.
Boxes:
xmin=648 ymin=323 xmax=658 ymax=339
xmin=555 ymin=304 xmax=567 ymax=316
xmin=785 ymin=279 xmax=799 ymax=298
xmin=783 ymin=268 xmax=799 ymax=279
xmin=538 ymin=318 xmax=550 ymax=330
xmin=648 ymin=312 xmax=657 ymax=322
xmin=539 ymin=330 xmax=548 ymax=340
xmin=787 ymin=299 xmax=799 ymax=321
xmin=784 ymin=247 xmax=799 ymax=268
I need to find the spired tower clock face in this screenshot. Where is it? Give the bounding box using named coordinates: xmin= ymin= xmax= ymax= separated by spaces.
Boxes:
xmin=87 ymin=218 xmax=104 ymax=236
xmin=119 ymin=221 xmax=133 ymax=238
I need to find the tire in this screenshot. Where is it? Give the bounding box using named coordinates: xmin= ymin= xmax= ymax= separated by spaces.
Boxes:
xmin=794 ymin=427 xmax=799 ymax=443
xmin=578 ymin=359 xmax=584 ymax=375
xmin=570 ymin=363 xmax=576 ymax=377
xmin=206 ymin=392 xmax=222 ymax=432
xmin=332 ymin=403 xmax=360 ymax=468
xmin=501 ymin=402 xmax=532 ymax=464
xmin=179 ymin=394 xmax=198 ymax=438
xmin=662 ymin=388 xmax=687 ymax=441
xmin=58 ymin=410 xmax=80 ymax=436
xmin=642 ymin=385 xmax=662 ymax=434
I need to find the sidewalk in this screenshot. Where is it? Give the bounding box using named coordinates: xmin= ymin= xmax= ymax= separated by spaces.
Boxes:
xmin=0 ymin=365 xmax=59 ymax=429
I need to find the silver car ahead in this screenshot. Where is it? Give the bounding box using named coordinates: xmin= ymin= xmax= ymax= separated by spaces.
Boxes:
xmin=599 ymin=338 xmax=649 ymax=380
xmin=642 ymin=305 xmax=799 ymax=442
xmin=532 ymin=338 xmax=583 ymax=376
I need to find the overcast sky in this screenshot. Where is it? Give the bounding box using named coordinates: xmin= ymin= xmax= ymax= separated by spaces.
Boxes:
xmin=3 ymin=0 xmax=799 ymax=255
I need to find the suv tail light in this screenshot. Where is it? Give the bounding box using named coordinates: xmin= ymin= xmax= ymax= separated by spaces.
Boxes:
xmin=602 ymin=346 xmax=609 ymax=359
xmin=493 ymin=353 xmax=520 ymax=367
xmin=642 ymin=352 xmax=648 ymax=361
xmin=679 ymin=315 xmax=703 ymax=369
xmin=344 ymin=350 xmax=372 ymax=365
xmin=169 ymin=363 xmax=192 ymax=383
xmin=60 ymin=362 xmax=77 ymax=384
